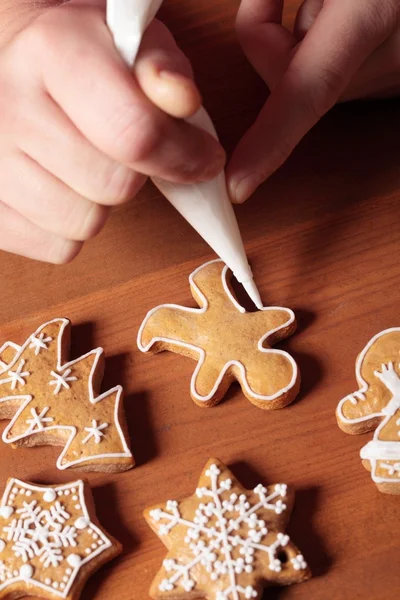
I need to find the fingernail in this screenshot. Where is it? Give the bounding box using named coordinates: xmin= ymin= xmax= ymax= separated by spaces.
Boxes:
xmin=159 ymin=70 xmax=194 ymax=86
xmin=231 ymin=173 xmax=263 ymax=204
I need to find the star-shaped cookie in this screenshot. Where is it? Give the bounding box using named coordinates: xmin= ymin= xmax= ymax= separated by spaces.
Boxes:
xmin=138 ymin=260 xmax=299 ymax=409
xmin=145 ymin=458 xmax=311 ymax=599
xmin=0 ymin=478 xmax=120 ymax=599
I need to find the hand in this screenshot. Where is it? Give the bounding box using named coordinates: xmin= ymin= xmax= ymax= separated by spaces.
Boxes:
xmin=374 ymin=362 xmax=400 ymax=395
xmin=0 ymin=0 xmax=225 ymax=263
xmin=228 ymin=0 xmax=400 ymax=203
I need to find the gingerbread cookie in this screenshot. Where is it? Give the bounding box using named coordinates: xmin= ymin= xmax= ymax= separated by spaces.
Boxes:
xmin=145 ymin=458 xmax=310 ymax=600
xmin=137 ymin=260 xmax=299 ymax=409
xmin=336 ymin=328 xmax=400 ymax=494
xmin=0 ymin=318 xmax=134 ymax=472
xmin=0 ymin=477 xmax=120 ymax=599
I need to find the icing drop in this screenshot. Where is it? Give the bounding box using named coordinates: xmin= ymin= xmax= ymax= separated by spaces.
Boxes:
xmin=19 ymin=565 xmax=34 ymax=580
xmin=0 ymin=507 xmax=13 ymax=519
xmin=75 ymin=517 xmax=89 ymax=530
xmin=43 ymin=490 xmax=56 ymax=503
xmin=67 ymin=554 xmax=82 ymax=568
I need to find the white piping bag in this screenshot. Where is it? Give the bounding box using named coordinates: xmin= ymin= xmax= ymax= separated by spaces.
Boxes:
xmin=107 ymin=0 xmax=263 ymax=308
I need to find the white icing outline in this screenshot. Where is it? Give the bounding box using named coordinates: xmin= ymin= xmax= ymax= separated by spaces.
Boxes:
xmin=0 ymin=342 xmax=21 ymax=369
xmin=336 ymin=328 xmax=400 ymax=425
xmin=137 ymin=260 xmax=297 ymax=403
xmin=0 ymin=478 xmax=112 ymax=599
xmin=0 ymin=319 xmax=132 ymax=470
xmin=336 ymin=328 xmax=400 ymax=485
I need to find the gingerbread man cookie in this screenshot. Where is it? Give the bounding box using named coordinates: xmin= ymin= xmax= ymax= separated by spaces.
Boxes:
xmin=145 ymin=458 xmax=311 ymax=599
xmin=337 ymin=328 xmax=400 ymax=494
xmin=0 ymin=477 xmax=120 ymax=599
xmin=138 ymin=260 xmax=299 ymax=409
xmin=0 ymin=318 xmax=134 ymax=472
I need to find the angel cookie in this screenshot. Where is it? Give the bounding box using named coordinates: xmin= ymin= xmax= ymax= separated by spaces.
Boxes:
xmin=138 ymin=260 xmax=299 ymax=409
xmin=0 ymin=318 xmax=134 ymax=472
xmin=145 ymin=458 xmax=311 ymax=600
xmin=0 ymin=478 xmax=121 ymax=599
xmin=337 ymin=328 xmax=400 ymax=494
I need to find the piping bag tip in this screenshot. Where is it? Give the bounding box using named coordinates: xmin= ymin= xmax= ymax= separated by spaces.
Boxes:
xmin=242 ymin=279 xmax=263 ymax=310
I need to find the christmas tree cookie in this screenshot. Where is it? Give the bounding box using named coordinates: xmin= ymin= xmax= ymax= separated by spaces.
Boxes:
xmin=145 ymin=458 xmax=311 ymax=599
xmin=0 ymin=478 xmax=121 ymax=599
xmin=337 ymin=327 xmax=400 ymax=494
xmin=138 ymin=260 xmax=299 ymax=409
xmin=0 ymin=318 xmax=133 ymax=472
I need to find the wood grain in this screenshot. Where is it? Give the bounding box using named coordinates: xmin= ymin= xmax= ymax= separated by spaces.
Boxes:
xmin=0 ymin=1 xmax=400 ymax=598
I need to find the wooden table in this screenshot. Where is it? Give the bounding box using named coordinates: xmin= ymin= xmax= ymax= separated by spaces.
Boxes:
xmin=1 ymin=1 xmax=400 ymax=598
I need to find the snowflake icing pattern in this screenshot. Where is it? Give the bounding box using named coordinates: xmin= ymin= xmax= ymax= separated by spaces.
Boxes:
xmin=0 ymin=479 xmax=112 ymax=598
xmin=149 ymin=462 xmax=309 ymax=599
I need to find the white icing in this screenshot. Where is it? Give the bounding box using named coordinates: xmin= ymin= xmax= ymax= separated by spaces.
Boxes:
xmin=29 ymin=334 xmax=52 ymax=356
xmin=49 ymin=369 xmax=78 ymax=395
xmin=137 ymin=260 xmax=297 ymax=403
xmin=0 ymin=508 xmax=13 ymax=519
xmin=0 ymin=541 xmax=5 ymax=552
xmin=0 ymin=319 xmax=132 ymax=470
xmin=337 ymin=329 xmax=400 ymax=424
xmin=26 ymin=407 xmax=54 ymax=434
xmin=67 ymin=554 xmax=81 ymax=568
xmin=82 ymin=421 xmax=108 ymax=445
xmin=74 ymin=518 xmax=89 ymax=530
xmin=151 ymin=463 xmax=305 ymax=596
xmin=19 ymin=565 xmax=33 ymax=580
xmin=0 ymin=479 xmax=112 ymax=598
xmin=0 ymin=360 xmax=30 ymax=391
xmin=43 ymin=490 xmax=56 ymax=503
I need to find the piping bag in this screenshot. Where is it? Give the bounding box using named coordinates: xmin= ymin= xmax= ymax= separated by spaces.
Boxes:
xmin=107 ymin=0 xmax=263 ymax=309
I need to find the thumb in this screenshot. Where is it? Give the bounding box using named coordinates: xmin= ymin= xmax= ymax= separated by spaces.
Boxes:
xmin=228 ymin=0 xmax=397 ymax=203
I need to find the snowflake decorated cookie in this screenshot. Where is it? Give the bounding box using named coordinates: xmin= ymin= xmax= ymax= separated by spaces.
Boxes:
xmin=138 ymin=260 xmax=299 ymax=409
xmin=144 ymin=458 xmax=311 ymax=599
xmin=0 ymin=318 xmax=134 ymax=472
xmin=0 ymin=478 xmax=120 ymax=599
xmin=337 ymin=328 xmax=400 ymax=494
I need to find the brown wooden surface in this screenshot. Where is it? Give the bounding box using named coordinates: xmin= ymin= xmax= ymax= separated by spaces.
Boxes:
xmin=1 ymin=1 xmax=400 ymax=598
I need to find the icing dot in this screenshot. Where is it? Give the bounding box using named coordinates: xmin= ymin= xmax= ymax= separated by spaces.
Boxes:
xmin=25 ymin=490 xmax=32 ymax=497
xmin=13 ymin=571 xmax=18 ymax=577
xmin=65 ymin=568 xmax=72 ymax=575
xmin=19 ymin=489 xmax=25 ymax=495
xmin=9 ymin=494 xmax=15 ymax=501
xmin=12 ymin=488 xmax=18 ymax=494
xmin=57 ymin=491 xmax=63 ymax=497
xmin=45 ymin=578 xmax=52 ymax=586
xmin=63 ymin=576 xmax=69 ymax=582
xmin=71 ymin=488 xmax=76 ymax=493
xmin=7 ymin=501 xmax=12 ymax=507
xmin=67 ymin=554 xmax=81 ymax=568
xmin=97 ymin=541 xmax=103 ymax=547
xmin=75 ymin=504 xmax=81 ymax=510
xmin=52 ymin=582 xmax=59 ymax=589
xmin=72 ymin=496 xmax=78 ymax=501
xmin=19 ymin=565 xmax=34 ymax=580
xmin=64 ymin=491 xmax=70 ymax=496
xmin=74 ymin=517 xmax=89 ymax=530
xmin=43 ymin=490 xmax=56 ymax=503
xmin=0 ymin=539 xmax=5 ymax=552
xmin=6 ymin=573 xmax=12 ymax=579
xmin=60 ymin=583 xmax=65 ymax=590
xmin=92 ymin=533 xmax=98 ymax=540
xmin=0 ymin=507 xmax=14 ymax=519
xmin=85 ymin=549 xmax=91 ymax=555
xmin=88 ymin=529 xmax=93 ymax=535
xmin=91 ymin=543 xmax=97 ymax=549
